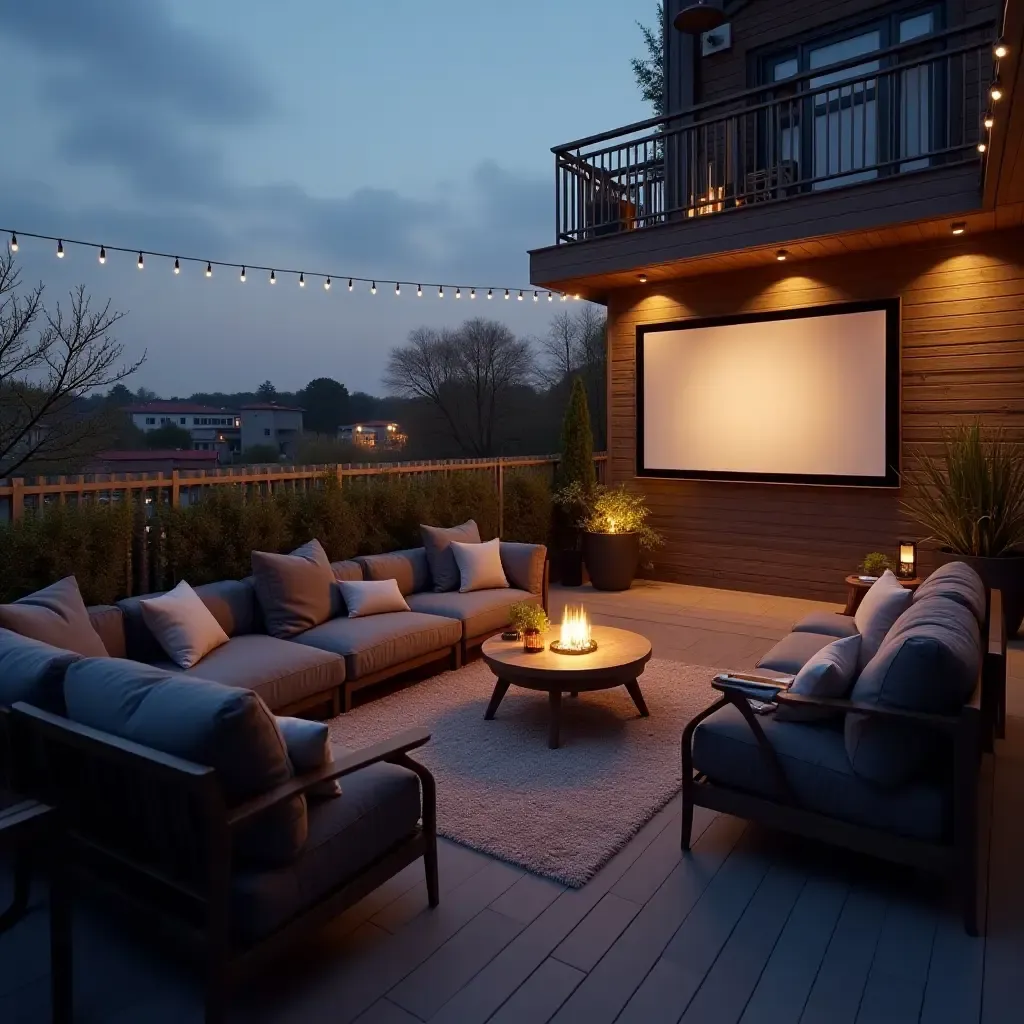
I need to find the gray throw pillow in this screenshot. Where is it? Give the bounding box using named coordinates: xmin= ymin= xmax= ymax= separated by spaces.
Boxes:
xmin=0 ymin=577 xmax=108 ymax=658
xmin=499 ymin=543 xmax=547 ymax=595
xmin=140 ymin=580 xmax=230 ymax=670
xmin=451 ymin=538 xmax=509 ymax=593
xmin=776 ymin=633 xmax=860 ymax=722
xmin=276 ymin=716 xmax=341 ymax=798
xmin=337 ymin=579 xmax=410 ymax=618
xmin=421 ymin=520 xmax=482 ymax=592
xmin=853 ymin=570 xmax=912 ymax=669
xmin=251 ymin=539 xmax=336 ymax=639
xmin=356 ymin=548 xmax=430 ymax=596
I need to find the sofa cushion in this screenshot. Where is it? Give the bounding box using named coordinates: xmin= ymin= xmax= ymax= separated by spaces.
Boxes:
xmin=292 ymin=612 xmax=461 ymax=680
xmin=421 ymin=521 xmax=482 ymax=592
xmin=913 ymin=561 xmax=986 ymax=624
xmin=407 ymin=589 xmax=537 ymax=639
xmin=0 ymin=628 xmax=81 ymax=713
xmin=356 ymin=549 xmax=430 ymax=597
xmin=88 ymin=606 xmax=127 ymax=660
xmin=756 ymin=631 xmax=835 ymax=675
xmin=0 ymin=577 xmax=108 ymax=658
xmin=854 ymin=570 xmax=913 ymax=669
xmin=500 ymin=542 xmax=546 ymax=595
xmin=692 ymin=704 xmax=946 ymax=841
xmin=845 ymin=596 xmax=982 ymax=788
xmin=252 ymin=540 xmax=338 ymax=639
xmin=338 ymin=579 xmax=410 ymax=618
xmin=231 ymin=761 xmax=420 ymax=943
xmin=776 ymin=634 xmax=861 ymax=723
xmin=790 ymin=611 xmax=859 ymax=639
xmin=276 ymin=717 xmax=341 ymax=799
xmin=331 ymin=560 xmax=365 ymax=584
xmin=152 ymin=634 xmax=344 ymax=713
xmin=141 ymin=581 xmax=230 ymax=670
xmin=451 ymin=538 xmax=509 ymax=594
xmin=63 ymin=659 xmax=307 ymax=868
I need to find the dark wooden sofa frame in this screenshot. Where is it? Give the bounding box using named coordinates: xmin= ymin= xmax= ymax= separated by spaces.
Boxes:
xmin=8 ymin=708 xmax=438 ymax=1024
xmin=681 ymin=590 xmax=1006 ymax=936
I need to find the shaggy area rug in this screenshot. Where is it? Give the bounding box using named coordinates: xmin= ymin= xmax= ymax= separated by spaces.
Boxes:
xmin=326 ymin=658 xmax=721 ymax=887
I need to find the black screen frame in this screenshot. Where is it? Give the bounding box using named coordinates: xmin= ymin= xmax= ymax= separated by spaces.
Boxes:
xmin=635 ymin=298 xmax=902 ymax=488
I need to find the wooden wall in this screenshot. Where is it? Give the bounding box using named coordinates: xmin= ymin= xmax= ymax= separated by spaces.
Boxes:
xmin=607 ymin=227 xmax=1024 ymax=601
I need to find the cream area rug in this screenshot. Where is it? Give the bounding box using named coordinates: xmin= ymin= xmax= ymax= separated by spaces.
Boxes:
xmin=326 ymin=658 xmax=721 ymax=887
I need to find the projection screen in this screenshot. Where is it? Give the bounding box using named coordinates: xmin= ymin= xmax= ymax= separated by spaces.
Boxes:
xmin=637 ymin=300 xmax=900 ymax=487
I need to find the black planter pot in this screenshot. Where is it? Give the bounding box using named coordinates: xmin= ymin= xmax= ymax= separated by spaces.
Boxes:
xmin=935 ymin=549 xmax=1024 ymax=638
xmin=583 ymin=531 xmax=641 ymax=592
xmin=556 ymin=549 xmax=585 ymax=588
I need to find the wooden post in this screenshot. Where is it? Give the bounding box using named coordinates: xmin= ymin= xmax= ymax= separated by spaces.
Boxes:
xmin=497 ymin=460 xmax=505 ymax=539
xmin=171 ymin=470 xmax=180 ymax=508
xmin=10 ymin=478 xmax=24 ymax=522
xmin=57 ymin=477 xmax=66 ymax=505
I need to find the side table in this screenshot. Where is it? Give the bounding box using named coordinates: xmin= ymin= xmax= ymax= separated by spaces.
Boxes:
xmin=843 ymin=574 xmax=922 ymax=616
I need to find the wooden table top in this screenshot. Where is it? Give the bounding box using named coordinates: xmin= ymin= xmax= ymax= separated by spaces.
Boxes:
xmin=482 ymin=625 xmax=652 ymax=686
xmin=845 ymin=574 xmax=922 ymax=590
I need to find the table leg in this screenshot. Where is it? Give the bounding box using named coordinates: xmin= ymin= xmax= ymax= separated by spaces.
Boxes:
xmin=0 ymin=848 xmax=31 ymax=933
xmin=549 ymin=689 xmax=562 ymax=749
xmin=843 ymin=584 xmax=860 ymax=616
xmin=625 ymin=679 xmax=650 ymax=718
xmin=484 ymin=679 xmax=510 ymax=720
xmin=47 ymin=836 xmax=72 ymax=1024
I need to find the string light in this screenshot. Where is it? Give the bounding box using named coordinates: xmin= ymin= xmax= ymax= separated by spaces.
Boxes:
xmin=533 ymin=291 xmax=539 ymax=302
xmin=137 ymin=251 xmax=144 ymax=270
xmin=324 ymin=276 xmax=331 ymax=290
xmin=56 ymin=239 xmax=64 ymax=258
xmin=488 ymin=289 xmax=493 ymax=299
xmin=978 ymin=141 xmax=987 ymax=153
xmin=8 ymin=232 xmax=17 ymax=252
xmin=299 ymin=272 xmax=305 ymax=287
xmin=561 ymin=293 xmax=567 ymax=301
xmin=348 ymin=279 xmax=353 ymax=291
xmin=994 ymin=40 xmax=1007 ymax=59
xmin=439 ymin=286 xmax=444 ymax=298
xmin=471 ymin=288 xmax=476 ymax=299
xmin=270 ymin=270 xmax=276 ymax=284
xmin=518 ymin=290 xmax=523 ymax=301
xmin=548 ymin=292 xmax=553 ymax=301
xmin=395 ymin=282 xmax=401 ymax=296
xmin=984 ymin=111 xmax=994 ymax=129
xmin=371 ymin=281 xmax=377 ymax=294
xmin=456 ymin=287 xmax=461 ymax=299
xmin=990 ymin=78 xmax=1003 ymax=102
xmin=505 ymin=289 xmax=510 ymax=300
xmin=98 ymin=246 xmax=106 ymax=264
xmin=206 ymin=261 xmax=213 ymax=278
xmin=417 ymin=284 xmax=423 ymax=297
xmin=174 ymin=258 xmax=180 ymax=274
xmin=240 ymin=266 xmax=246 ymax=282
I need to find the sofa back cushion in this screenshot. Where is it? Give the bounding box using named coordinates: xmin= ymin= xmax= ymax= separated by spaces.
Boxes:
xmin=0 ymin=628 xmax=81 ymax=713
xmin=64 ymin=658 xmax=307 ymax=868
xmin=251 ymin=540 xmax=337 ymax=639
xmin=88 ymin=606 xmax=127 ymax=659
xmin=356 ymin=548 xmax=430 ymax=597
xmin=331 ymin=560 xmax=364 ymax=583
xmin=421 ymin=520 xmax=482 ymax=592
xmin=0 ymin=577 xmax=108 ymax=658
xmin=853 ymin=570 xmax=913 ymax=669
xmin=776 ymin=634 xmax=861 ymax=723
xmin=141 ymin=581 xmax=231 ymax=670
xmin=913 ymin=561 xmax=986 ymax=624
xmin=499 ymin=543 xmax=547 ymax=596
xmin=845 ymin=596 xmax=982 ymax=787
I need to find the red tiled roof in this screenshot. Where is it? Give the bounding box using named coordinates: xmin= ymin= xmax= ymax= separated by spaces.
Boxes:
xmin=124 ymin=402 xmax=235 ymax=415
xmin=96 ymin=450 xmax=220 ymax=461
xmin=241 ymin=403 xmax=305 ymax=412
xmin=343 ymin=420 xmax=399 ymax=428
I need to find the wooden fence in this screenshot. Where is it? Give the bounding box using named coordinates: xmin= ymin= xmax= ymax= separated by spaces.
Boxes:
xmin=0 ymin=454 xmax=609 ymax=537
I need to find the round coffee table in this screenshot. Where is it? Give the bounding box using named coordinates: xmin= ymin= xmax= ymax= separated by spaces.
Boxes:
xmin=481 ymin=625 xmax=653 ymax=749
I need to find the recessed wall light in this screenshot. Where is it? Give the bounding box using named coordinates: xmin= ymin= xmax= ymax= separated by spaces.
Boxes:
xmin=951 ymin=222 xmax=966 ymax=235
xmin=638 ymin=274 xmax=648 ymax=283
xmin=775 ymin=249 xmax=789 ymax=262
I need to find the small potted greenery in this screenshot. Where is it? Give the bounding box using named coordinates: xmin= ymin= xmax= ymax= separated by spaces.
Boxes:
xmin=901 ymin=421 xmax=1024 ymax=635
xmin=555 ymin=482 xmax=664 ymax=591
xmin=860 ymin=552 xmax=893 ymax=579
xmin=508 ymin=601 xmax=550 ymax=653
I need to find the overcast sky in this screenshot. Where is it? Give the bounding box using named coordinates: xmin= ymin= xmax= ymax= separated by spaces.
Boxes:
xmin=0 ymin=0 xmax=653 ymax=397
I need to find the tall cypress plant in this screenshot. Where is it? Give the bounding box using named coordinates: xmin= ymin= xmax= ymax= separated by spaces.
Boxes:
xmin=558 ymin=376 xmax=596 ymax=491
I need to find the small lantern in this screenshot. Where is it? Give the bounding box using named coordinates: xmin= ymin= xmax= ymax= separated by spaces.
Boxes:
xmin=523 ymin=628 xmax=545 ymax=654
xmin=898 ymin=541 xmax=917 ymax=580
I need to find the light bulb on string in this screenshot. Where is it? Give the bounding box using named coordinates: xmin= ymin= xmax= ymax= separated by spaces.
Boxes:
xmin=9 ymin=232 xmax=17 ymax=252
xmin=533 ymin=291 xmax=538 ymax=302
xmin=439 ymin=286 xmax=444 ymax=298
xmin=98 ymin=246 xmax=106 ymax=264
xmin=504 ymin=289 xmax=510 ymax=300
xmin=548 ymin=292 xmax=553 ymax=301
xmin=270 ymin=270 xmax=276 ymax=284
xmin=395 ymin=282 xmax=401 ymax=296
xmin=206 ymin=262 xmax=213 ymax=278
xmin=56 ymin=239 xmax=64 ymax=258
xmin=561 ymin=294 xmax=568 ymax=302
xmin=240 ymin=266 xmax=246 ymax=283
xmin=417 ymin=284 xmax=423 ymax=297
xmin=984 ymin=111 xmax=994 ymax=129
xmin=371 ymin=281 xmax=377 ymax=294
xmin=348 ymin=279 xmax=353 ymax=291
xmin=471 ymin=288 xmax=476 ymax=300
xmin=324 ymin=276 xmax=331 ymax=290
xmin=487 ymin=289 xmax=493 ymax=300
xmin=299 ymin=272 xmax=305 ymax=288
xmin=518 ymin=290 xmax=523 ymax=301
xmin=174 ymin=258 xmax=180 ymax=274
xmin=137 ymin=252 xmax=144 ymax=270
xmin=456 ymin=287 xmax=461 ymax=299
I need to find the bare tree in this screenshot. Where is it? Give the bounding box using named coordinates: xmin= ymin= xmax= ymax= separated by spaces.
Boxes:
xmin=0 ymin=252 xmax=144 ymax=475
xmin=533 ymin=311 xmax=581 ymax=390
xmin=383 ymin=318 xmax=533 ymax=456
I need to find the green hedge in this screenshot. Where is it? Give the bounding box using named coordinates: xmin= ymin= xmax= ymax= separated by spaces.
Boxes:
xmin=0 ymin=471 xmax=552 ymax=602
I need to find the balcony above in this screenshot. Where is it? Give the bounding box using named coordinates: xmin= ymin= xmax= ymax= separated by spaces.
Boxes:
xmin=530 ymin=21 xmax=998 ymax=297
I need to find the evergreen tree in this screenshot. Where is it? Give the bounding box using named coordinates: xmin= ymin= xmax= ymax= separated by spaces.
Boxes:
xmin=558 ymin=376 xmax=596 ymax=491
xmin=631 ymin=2 xmax=665 ymax=117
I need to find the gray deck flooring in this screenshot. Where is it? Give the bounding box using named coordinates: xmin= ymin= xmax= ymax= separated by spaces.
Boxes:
xmin=2 ymin=580 xmax=1022 ymax=1024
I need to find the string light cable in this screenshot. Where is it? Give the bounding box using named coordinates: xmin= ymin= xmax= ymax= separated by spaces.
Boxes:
xmin=2 ymin=229 xmax=581 ymax=303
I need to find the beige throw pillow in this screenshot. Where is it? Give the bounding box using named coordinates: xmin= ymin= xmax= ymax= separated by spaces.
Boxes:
xmin=140 ymin=580 xmax=230 ymax=670
xmin=451 ymin=538 xmax=509 ymax=594
xmin=338 ymin=579 xmax=410 ymax=618
xmin=0 ymin=576 xmax=108 ymax=657
xmin=251 ymin=539 xmax=337 ymax=639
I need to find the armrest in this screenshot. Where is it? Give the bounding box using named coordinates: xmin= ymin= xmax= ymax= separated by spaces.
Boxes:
xmin=712 ymin=675 xmax=790 ymax=704
xmin=774 ymin=692 xmax=962 ymax=733
xmin=227 ymin=727 xmax=430 ymax=830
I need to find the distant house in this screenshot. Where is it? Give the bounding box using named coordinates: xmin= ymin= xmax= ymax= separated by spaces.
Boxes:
xmin=240 ymin=404 xmax=304 ymax=459
xmin=124 ymin=402 xmax=241 ymax=458
xmin=338 ymin=421 xmax=407 ymax=451
xmin=87 ymin=450 xmax=221 ymax=473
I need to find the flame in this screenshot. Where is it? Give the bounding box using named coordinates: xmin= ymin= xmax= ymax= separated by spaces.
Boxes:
xmin=559 ymin=606 xmax=593 ymax=651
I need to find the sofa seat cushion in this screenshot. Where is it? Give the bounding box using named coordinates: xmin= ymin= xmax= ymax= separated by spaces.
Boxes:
xmin=292 ymin=612 xmax=461 ymax=680
xmin=63 ymin=659 xmax=307 ymax=869
xmin=231 ymin=760 xmax=420 ymax=943
xmin=406 ymin=589 xmax=538 ymax=639
xmin=913 ymin=561 xmax=986 ymax=624
xmin=152 ymin=634 xmax=344 ymax=713
xmin=692 ymin=704 xmax=947 ymax=841
xmin=756 ymin=631 xmax=836 ymax=675
xmin=791 ymin=611 xmax=859 ymax=639
xmin=0 ymin=628 xmax=81 ymax=713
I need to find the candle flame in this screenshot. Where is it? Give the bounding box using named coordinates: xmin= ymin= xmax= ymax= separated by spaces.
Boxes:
xmin=559 ymin=606 xmax=593 ymax=651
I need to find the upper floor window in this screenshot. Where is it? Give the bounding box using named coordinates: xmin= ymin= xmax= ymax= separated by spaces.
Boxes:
xmin=145 ymin=417 xmax=155 ymax=426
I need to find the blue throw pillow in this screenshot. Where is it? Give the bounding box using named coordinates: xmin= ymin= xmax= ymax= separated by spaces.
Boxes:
xmin=276 ymin=716 xmax=341 ymax=798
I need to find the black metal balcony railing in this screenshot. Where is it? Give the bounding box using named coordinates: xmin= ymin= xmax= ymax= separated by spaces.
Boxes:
xmin=553 ymin=22 xmax=994 ymax=245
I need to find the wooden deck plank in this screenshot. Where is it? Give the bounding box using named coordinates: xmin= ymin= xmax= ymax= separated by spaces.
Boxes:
xmin=551 ymin=893 xmax=640 ymax=972
xmin=490 ymin=874 xmax=567 ymax=926
xmin=351 ymin=998 xmax=422 ymax=1024
xmin=487 ymin=959 xmax=585 ymax=1024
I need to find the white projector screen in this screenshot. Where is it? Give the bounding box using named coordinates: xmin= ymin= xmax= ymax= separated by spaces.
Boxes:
xmin=638 ymin=301 xmax=900 ymax=487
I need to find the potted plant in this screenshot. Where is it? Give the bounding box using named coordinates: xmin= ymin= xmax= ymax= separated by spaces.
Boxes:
xmin=860 ymin=552 xmax=893 ymax=578
xmin=509 ymin=601 xmax=550 ymax=654
xmin=553 ymin=377 xmax=597 ymax=587
xmin=901 ymin=421 xmax=1024 ymax=636
xmin=556 ymin=482 xmax=664 ymax=592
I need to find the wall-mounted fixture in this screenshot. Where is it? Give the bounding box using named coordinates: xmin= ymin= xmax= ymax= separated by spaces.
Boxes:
xmin=673 ymin=1 xmax=726 ymax=34
xmin=702 ymin=23 xmax=732 ymax=56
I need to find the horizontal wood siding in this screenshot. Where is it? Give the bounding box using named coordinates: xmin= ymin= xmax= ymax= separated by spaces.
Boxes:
xmin=607 ymin=227 xmax=1024 ymax=600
